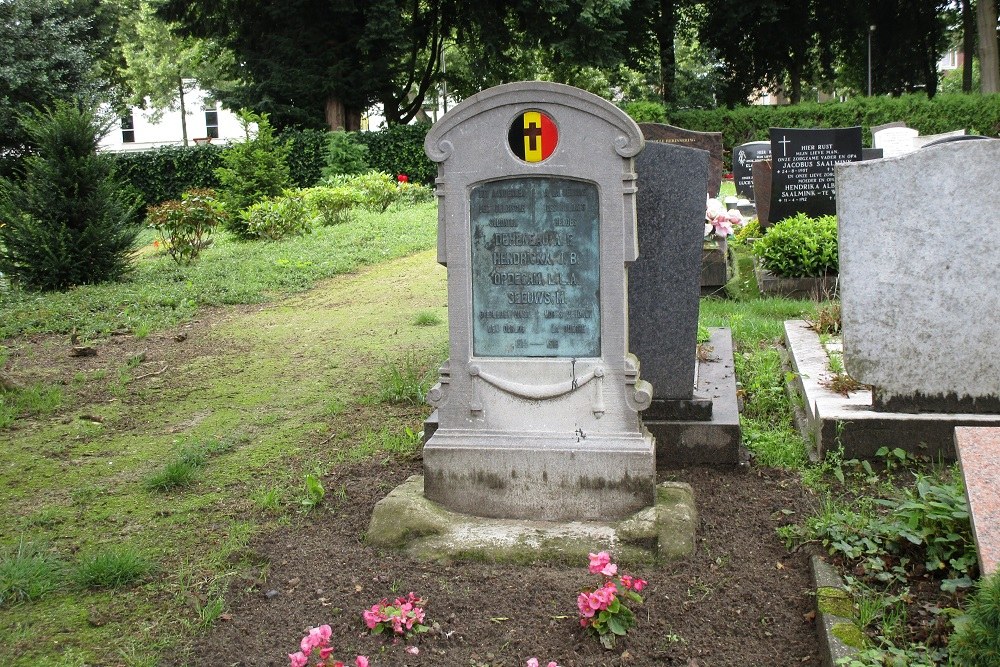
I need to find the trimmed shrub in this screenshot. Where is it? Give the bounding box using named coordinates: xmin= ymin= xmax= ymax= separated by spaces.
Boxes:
xmin=733 ymin=217 xmax=761 ymax=246
xmin=950 ymin=571 xmax=1000 ymax=665
xmin=301 ymin=186 xmax=362 ymax=226
xmin=236 ymin=190 xmax=314 ymax=240
xmin=216 ymin=110 xmax=291 ymax=214
xmin=146 ymin=188 xmax=226 ymax=264
xmin=622 ymin=100 xmax=668 ymax=123
xmin=328 ymin=171 xmax=400 ymax=213
xmin=0 ymin=103 xmax=142 ymax=291
xmin=353 ymin=124 xmax=435 ymax=184
xmin=752 ymin=213 xmax=838 ymax=278
xmin=397 ymin=181 xmax=435 ymax=207
xmin=110 ymin=144 xmax=223 ymax=210
xmin=282 ymin=127 xmax=328 ymax=187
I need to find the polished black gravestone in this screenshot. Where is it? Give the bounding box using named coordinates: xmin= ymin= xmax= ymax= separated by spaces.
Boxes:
xmin=732 ymin=141 xmax=771 ymax=200
xmin=768 ymin=127 xmax=862 ymax=222
xmin=630 ymin=142 xmax=741 ymax=466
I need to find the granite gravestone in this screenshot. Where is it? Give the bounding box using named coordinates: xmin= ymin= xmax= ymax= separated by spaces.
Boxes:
xmin=872 ymin=126 xmax=918 ymax=158
xmin=732 ymin=141 xmax=771 ymax=200
xmin=838 ymin=139 xmax=1000 ymax=414
xmin=752 ymin=159 xmax=773 ymax=227
xmin=769 ymin=126 xmax=862 ymax=222
xmin=422 ymin=81 xmax=655 ymax=521
xmin=630 ymin=142 xmax=708 ymax=407
xmin=639 ymin=123 xmax=724 ymax=197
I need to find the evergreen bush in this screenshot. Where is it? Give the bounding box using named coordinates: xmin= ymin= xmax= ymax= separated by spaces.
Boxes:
xmin=0 ymin=103 xmax=142 ymax=291
xmin=752 ymin=213 xmax=838 ymax=278
xmin=282 ymin=128 xmax=328 ymax=187
xmin=323 ymin=131 xmax=369 ymax=179
xmin=353 ymin=124 xmax=435 ymax=184
xmin=216 ymin=110 xmax=291 ymax=217
xmin=950 ymin=571 xmax=1000 ymax=665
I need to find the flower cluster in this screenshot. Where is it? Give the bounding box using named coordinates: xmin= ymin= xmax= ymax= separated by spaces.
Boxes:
xmin=706 ymin=197 xmax=745 ymax=239
xmin=288 ymin=624 xmax=368 ymax=667
xmin=526 ymin=659 xmax=560 ymax=667
xmin=577 ymin=552 xmax=648 ymax=649
xmin=362 ymin=592 xmax=429 ymax=638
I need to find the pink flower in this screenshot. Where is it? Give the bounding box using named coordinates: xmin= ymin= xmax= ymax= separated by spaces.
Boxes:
xmin=547 ymin=663 xmax=560 ymax=667
xmin=527 ymin=659 xmax=540 ymax=667
xmin=356 ymin=657 xmax=370 ymax=667
xmin=600 ymin=562 xmax=617 ymax=577
xmin=405 ymin=645 xmax=420 ymax=655
xmin=320 ymin=646 xmax=334 ymax=660
xmin=397 ymin=174 xmax=409 ymax=183
xmin=706 ymin=198 xmax=726 ymax=219
xmin=288 ymin=651 xmax=309 ymax=667
xmin=587 ymin=551 xmax=612 ymax=575
xmin=712 ymin=217 xmax=734 ymax=237
xmin=577 ymin=592 xmax=596 ymax=618
xmin=726 ymin=209 xmax=743 ymax=225
xmin=631 ymin=578 xmax=647 ymax=592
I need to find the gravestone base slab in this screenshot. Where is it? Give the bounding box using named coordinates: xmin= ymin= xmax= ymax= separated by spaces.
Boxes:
xmin=700 ymin=239 xmax=732 ymax=296
xmin=755 ymin=263 xmax=839 ymax=300
xmin=784 ymin=320 xmax=1000 ymax=460
xmin=366 ymin=475 xmax=697 ymax=564
xmin=647 ymin=328 xmax=742 ymax=467
xmin=643 ymin=395 xmax=713 ymax=421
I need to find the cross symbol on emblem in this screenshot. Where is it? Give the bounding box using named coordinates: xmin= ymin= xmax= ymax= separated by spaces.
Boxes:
xmin=524 ymin=121 xmax=542 ymax=151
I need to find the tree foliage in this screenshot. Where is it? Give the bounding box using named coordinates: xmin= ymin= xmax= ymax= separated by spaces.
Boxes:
xmin=0 ymin=0 xmax=112 ymax=153
xmin=0 ymin=103 xmax=142 ymax=291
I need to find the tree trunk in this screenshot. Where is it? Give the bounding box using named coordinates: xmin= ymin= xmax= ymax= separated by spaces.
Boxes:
xmin=178 ymin=76 xmax=189 ymax=147
xmin=979 ymin=0 xmax=1000 ymax=93
xmin=962 ymin=0 xmax=975 ymax=92
xmin=655 ymin=0 xmax=677 ymax=106
xmin=325 ymin=97 xmax=361 ymax=132
xmin=789 ymin=66 xmax=802 ymax=104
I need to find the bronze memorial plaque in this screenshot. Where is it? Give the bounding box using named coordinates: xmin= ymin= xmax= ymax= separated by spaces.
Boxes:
xmin=470 ymin=177 xmax=600 ymax=357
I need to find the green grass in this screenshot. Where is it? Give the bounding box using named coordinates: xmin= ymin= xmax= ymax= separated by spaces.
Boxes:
xmin=374 ymin=351 xmax=440 ymax=405
xmin=0 ymin=202 xmax=438 ymax=340
xmin=0 ymin=541 xmax=64 ymax=605
xmin=74 ymin=546 xmax=154 ymax=589
xmin=412 ymin=310 xmax=443 ymax=326
xmin=0 ymin=384 xmax=63 ymax=428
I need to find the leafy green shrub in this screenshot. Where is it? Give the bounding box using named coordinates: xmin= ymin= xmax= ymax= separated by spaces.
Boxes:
xmin=733 ymin=217 xmax=761 ymax=246
xmin=397 ymin=181 xmax=435 ymax=207
xmin=622 ymin=100 xmax=667 ymax=123
xmin=300 ymin=186 xmax=362 ymax=226
xmin=323 ymin=131 xmax=369 ymax=179
xmin=353 ymin=124 xmax=435 ymax=184
xmin=330 ymin=171 xmax=400 ymax=213
xmin=753 ymin=213 xmax=838 ymax=278
xmin=146 ymin=188 xmax=226 ymax=264
xmin=236 ymin=190 xmax=314 ymax=240
xmin=0 ymin=103 xmax=142 ymax=291
xmin=109 ymin=144 xmax=223 ymax=209
xmin=950 ymin=571 xmax=1000 ymax=665
xmin=216 ymin=109 xmax=291 ymax=214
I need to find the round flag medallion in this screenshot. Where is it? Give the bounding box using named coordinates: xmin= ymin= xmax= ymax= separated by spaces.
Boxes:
xmin=508 ymin=110 xmax=558 ymax=162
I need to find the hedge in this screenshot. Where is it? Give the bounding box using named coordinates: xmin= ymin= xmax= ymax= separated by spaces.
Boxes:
xmin=665 ymin=93 xmax=1000 ymax=169
xmin=353 ymin=123 xmax=436 ymax=184
xmin=109 ymin=144 xmax=223 ymax=210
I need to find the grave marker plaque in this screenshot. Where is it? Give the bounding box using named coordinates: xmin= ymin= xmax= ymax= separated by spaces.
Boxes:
xmin=769 ymin=127 xmax=862 ymax=222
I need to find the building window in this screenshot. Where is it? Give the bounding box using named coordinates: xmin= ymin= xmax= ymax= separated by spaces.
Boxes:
xmin=204 ymin=108 xmax=219 ymax=139
xmin=121 ymin=113 xmax=135 ymax=143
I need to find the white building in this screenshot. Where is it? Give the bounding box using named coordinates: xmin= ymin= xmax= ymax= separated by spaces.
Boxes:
xmin=98 ymin=84 xmax=246 ymax=152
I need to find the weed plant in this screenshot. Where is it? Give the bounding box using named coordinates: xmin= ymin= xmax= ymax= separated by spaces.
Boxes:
xmin=412 ymin=310 xmax=442 ymax=326
xmin=74 ymin=546 xmax=153 ymax=589
xmin=375 ymin=353 xmax=436 ymax=405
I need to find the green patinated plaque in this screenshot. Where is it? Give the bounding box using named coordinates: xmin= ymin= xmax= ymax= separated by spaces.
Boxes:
xmin=471 ymin=177 xmax=600 ymax=357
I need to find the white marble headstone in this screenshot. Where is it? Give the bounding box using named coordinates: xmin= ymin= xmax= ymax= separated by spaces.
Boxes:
xmin=871 ymin=126 xmax=919 ymax=158
xmin=837 ymin=139 xmax=1000 ymax=413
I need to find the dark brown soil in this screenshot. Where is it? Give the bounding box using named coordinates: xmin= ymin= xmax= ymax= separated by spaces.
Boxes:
xmin=166 ymin=459 xmax=821 ymax=667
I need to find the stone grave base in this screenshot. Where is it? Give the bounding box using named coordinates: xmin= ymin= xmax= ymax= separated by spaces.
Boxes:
xmin=700 ymin=238 xmax=732 ymax=296
xmin=366 ymin=475 xmax=696 ymax=564
xmin=755 ymin=263 xmax=839 ymax=300
xmin=784 ymin=320 xmax=1000 ymax=460
xmin=646 ymin=327 xmax=742 ymax=467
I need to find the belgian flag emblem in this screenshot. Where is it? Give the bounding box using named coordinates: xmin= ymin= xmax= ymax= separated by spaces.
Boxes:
xmin=508 ymin=110 xmax=558 ymax=162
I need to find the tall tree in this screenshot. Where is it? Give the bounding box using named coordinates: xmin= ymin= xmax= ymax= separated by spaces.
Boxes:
xmin=0 ymin=0 xmax=111 ymax=153
xmin=117 ymin=1 xmax=234 ymax=146
xmin=979 ymin=0 xmax=1000 ymax=92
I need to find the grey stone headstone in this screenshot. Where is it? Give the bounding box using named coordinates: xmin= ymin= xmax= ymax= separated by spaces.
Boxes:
xmin=630 ymin=142 xmax=708 ymax=403
xmin=838 ymin=139 xmax=1000 ymax=413
xmin=639 ymin=123 xmax=724 ymax=197
xmin=423 ymin=81 xmax=655 ymax=521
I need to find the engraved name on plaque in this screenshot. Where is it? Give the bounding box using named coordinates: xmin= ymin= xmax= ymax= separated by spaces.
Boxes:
xmin=470 ymin=177 xmax=600 ymax=358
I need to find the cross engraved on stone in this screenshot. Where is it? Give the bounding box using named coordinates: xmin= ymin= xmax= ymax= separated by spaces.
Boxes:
xmin=778 ymin=136 xmax=791 ymax=156
xmin=525 ymin=122 xmax=542 ymax=151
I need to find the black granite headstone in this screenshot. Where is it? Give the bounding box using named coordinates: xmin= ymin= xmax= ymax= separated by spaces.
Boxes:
xmin=768 ymin=126 xmax=862 ymax=222
xmin=862 ymin=147 xmax=883 ymax=160
xmin=630 ymin=142 xmax=708 ymax=412
xmin=732 ymin=141 xmax=771 ymax=200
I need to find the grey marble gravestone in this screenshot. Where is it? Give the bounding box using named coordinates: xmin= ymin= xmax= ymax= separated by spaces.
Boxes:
xmin=638 ymin=123 xmax=724 ymax=197
xmin=732 ymin=141 xmax=771 ymax=200
xmin=630 ymin=142 xmax=707 ymax=407
xmin=838 ymin=139 xmax=1000 ymax=414
xmin=421 ymin=81 xmax=656 ymax=521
